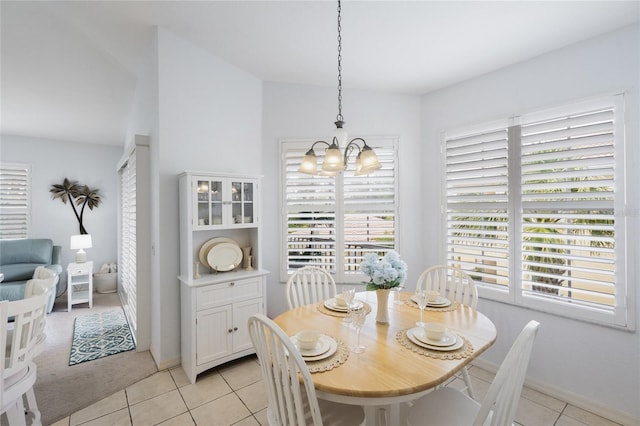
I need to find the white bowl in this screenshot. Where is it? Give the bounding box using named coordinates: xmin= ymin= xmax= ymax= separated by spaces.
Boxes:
xmin=296 ymin=330 xmax=321 ymax=350
xmin=423 ymin=323 xmax=446 ymax=341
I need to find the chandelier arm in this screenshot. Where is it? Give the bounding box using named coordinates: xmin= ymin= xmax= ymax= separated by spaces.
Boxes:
xmin=308 ymin=140 xmax=332 ymax=152
xmin=343 ymin=138 xmax=364 ymax=164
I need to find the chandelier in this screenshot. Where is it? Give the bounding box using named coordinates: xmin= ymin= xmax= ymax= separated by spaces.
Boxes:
xmin=298 ymin=0 xmax=381 ymax=176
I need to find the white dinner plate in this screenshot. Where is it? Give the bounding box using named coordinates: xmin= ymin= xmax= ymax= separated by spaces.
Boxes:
xmin=207 ymin=242 xmax=243 ymax=271
xmin=427 ymin=297 xmax=451 ymax=308
xmin=411 ymin=295 xmax=451 ymax=308
xmin=406 ymin=327 xmax=464 ymax=351
xmin=301 ymin=336 xmax=338 ymax=361
xmin=414 ymin=329 xmax=458 ymax=347
xmin=324 ymin=298 xmax=364 ymax=312
xmin=290 ymin=334 xmax=333 ymax=357
xmin=198 ymin=237 xmax=238 ymax=268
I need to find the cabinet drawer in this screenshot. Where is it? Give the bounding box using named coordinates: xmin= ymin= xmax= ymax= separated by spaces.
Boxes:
xmin=68 ymin=266 xmax=92 ymax=275
xmin=196 ymin=277 xmax=262 ymax=311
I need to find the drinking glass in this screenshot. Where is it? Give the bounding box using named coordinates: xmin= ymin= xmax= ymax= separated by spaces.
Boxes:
xmin=414 ymin=289 xmax=428 ymax=327
xmin=342 ymin=287 xmax=356 ymax=323
xmin=351 ymin=309 xmax=367 ymax=353
xmin=393 ymin=283 xmax=405 ymax=305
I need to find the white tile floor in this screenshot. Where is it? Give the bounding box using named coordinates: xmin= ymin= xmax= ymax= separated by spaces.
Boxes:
xmin=49 ymin=355 xmax=621 ymax=426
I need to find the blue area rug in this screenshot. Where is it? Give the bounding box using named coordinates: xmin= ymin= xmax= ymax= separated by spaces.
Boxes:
xmin=69 ymin=308 xmax=135 ymax=366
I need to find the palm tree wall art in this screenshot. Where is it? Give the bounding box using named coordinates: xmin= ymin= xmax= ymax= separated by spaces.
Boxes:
xmin=50 ymin=178 xmax=102 ymax=234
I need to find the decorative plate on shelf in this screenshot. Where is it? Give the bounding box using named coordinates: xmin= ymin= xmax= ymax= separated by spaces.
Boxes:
xmin=198 ymin=237 xmax=238 ymax=268
xmin=207 ymin=242 xmax=243 ymax=272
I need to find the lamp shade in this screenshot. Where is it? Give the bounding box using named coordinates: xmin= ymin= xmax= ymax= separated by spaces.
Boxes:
xmin=356 ymin=147 xmax=382 ymax=175
xmin=322 ymin=143 xmax=346 ymax=172
xmin=298 ymin=150 xmax=318 ymax=175
xmin=70 ymin=234 xmax=92 ymax=249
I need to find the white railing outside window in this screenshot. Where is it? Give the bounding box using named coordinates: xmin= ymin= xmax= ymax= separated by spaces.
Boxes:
xmin=0 ymin=163 xmax=30 ymax=240
xmin=281 ymin=137 xmax=399 ymax=283
xmin=444 ymin=94 xmax=629 ymax=328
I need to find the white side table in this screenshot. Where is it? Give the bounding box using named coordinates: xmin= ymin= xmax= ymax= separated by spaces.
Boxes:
xmin=67 ymin=261 xmax=93 ymax=311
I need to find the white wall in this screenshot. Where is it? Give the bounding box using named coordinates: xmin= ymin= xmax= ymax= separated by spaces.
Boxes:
xmin=147 ymin=28 xmax=263 ymax=365
xmin=1 ymin=135 xmax=121 ymax=290
xmin=261 ymin=82 xmax=423 ymax=316
xmin=420 ymin=24 xmax=640 ymax=421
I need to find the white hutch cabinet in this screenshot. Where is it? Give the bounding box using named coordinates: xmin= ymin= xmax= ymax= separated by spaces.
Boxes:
xmin=179 ymin=171 xmax=268 ymax=384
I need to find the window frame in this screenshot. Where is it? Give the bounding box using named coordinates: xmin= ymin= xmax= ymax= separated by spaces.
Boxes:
xmin=280 ymin=136 xmax=400 ymax=284
xmin=0 ymin=162 xmax=31 ymax=240
xmin=442 ymin=94 xmax=631 ymax=329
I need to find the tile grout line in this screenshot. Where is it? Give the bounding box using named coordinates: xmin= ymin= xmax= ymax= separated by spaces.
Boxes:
xmin=170 ymin=369 xmax=198 ymax=425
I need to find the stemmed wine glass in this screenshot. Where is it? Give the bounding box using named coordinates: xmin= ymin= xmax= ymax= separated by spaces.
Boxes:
xmin=414 ymin=289 xmax=428 ymax=327
xmin=341 ymin=287 xmax=356 ymax=323
xmin=351 ymin=309 xmax=367 ymax=353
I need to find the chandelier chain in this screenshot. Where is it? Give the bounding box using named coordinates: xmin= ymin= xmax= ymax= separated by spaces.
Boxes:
xmin=336 ymin=0 xmax=343 ymax=122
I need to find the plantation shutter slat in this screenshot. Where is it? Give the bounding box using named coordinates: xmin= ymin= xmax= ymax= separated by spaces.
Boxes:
xmin=0 ymin=164 xmax=30 ymax=240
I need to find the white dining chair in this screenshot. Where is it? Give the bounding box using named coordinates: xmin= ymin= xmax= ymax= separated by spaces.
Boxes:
xmin=416 ymin=265 xmax=478 ymax=309
xmin=1 ymin=288 xmax=52 ymax=426
xmin=416 ymin=264 xmax=478 ymax=398
xmin=406 ymin=320 xmax=540 ymax=426
xmin=247 ymin=313 xmax=365 ymax=426
xmin=285 ymin=266 xmax=337 ymax=310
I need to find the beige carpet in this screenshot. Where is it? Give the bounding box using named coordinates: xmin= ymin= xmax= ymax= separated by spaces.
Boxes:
xmin=34 ymin=293 xmax=158 ymax=425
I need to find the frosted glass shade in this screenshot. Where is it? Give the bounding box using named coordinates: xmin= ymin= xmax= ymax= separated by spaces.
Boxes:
xmin=298 ymin=150 xmax=318 ymax=175
xmin=322 ymin=144 xmax=345 ymax=172
xmin=357 ymin=147 xmax=382 ymax=175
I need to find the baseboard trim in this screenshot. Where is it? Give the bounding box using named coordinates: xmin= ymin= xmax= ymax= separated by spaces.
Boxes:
xmin=149 ymin=344 xmax=181 ymax=371
xmin=471 ymin=359 xmax=638 ymax=426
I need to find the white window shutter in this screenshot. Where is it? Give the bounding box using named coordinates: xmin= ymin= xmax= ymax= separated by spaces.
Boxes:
xmin=281 ymin=138 xmax=399 ymax=283
xmin=0 ymin=163 xmax=30 ymax=240
xmin=444 ymin=95 xmax=627 ymax=328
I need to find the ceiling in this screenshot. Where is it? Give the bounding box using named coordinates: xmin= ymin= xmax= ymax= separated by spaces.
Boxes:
xmin=1 ymin=1 xmax=638 ymax=146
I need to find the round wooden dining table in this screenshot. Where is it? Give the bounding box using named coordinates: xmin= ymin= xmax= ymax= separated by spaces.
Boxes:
xmin=274 ymin=291 xmax=497 ymax=426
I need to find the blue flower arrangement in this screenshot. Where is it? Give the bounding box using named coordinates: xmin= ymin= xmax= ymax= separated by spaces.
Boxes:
xmin=360 ymin=250 xmax=408 ymax=291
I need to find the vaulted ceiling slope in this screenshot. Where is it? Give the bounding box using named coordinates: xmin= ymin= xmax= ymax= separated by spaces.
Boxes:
xmin=1 ymin=1 xmax=638 ymax=146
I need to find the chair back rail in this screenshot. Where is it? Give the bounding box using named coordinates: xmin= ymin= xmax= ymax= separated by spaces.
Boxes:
xmin=248 ymin=314 xmax=323 ymax=425
xmin=286 ymin=266 xmax=337 ymax=310
xmin=5 ymin=291 xmax=50 ymax=379
xmin=475 ymin=320 xmax=540 ymax=425
xmin=417 ymin=265 xmax=478 ymax=309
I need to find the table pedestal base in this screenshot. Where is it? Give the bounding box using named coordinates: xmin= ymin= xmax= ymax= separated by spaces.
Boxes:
xmin=317 ymin=389 xmax=430 ymax=426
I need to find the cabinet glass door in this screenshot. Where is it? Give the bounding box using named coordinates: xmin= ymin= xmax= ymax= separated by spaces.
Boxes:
xmin=196 ymin=179 xmax=224 ymax=227
xmin=243 ymin=182 xmax=254 ymax=224
xmin=231 ymin=181 xmax=254 ymax=225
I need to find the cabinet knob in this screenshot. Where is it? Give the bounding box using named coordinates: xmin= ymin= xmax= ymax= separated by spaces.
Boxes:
xmin=233 ymin=327 xmax=238 ymax=331
xmin=229 ymin=282 xmax=235 ymax=287
xmin=228 ymin=329 xmax=233 ymax=333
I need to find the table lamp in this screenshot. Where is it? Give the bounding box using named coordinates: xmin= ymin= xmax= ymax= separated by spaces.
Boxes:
xmin=70 ymin=234 xmax=92 ymax=263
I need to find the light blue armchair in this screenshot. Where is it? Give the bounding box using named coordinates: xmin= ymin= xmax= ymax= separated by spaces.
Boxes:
xmin=0 ymin=238 xmax=62 ymax=313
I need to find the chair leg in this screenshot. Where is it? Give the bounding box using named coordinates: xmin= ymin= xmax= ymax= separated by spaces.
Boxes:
xmin=461 ymin=366 xmax=476 ymax=399
xmin=6 ymin=398 xmax=27 ymax=426
xmin=25 ymin=388 xmax=42 ymax=426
